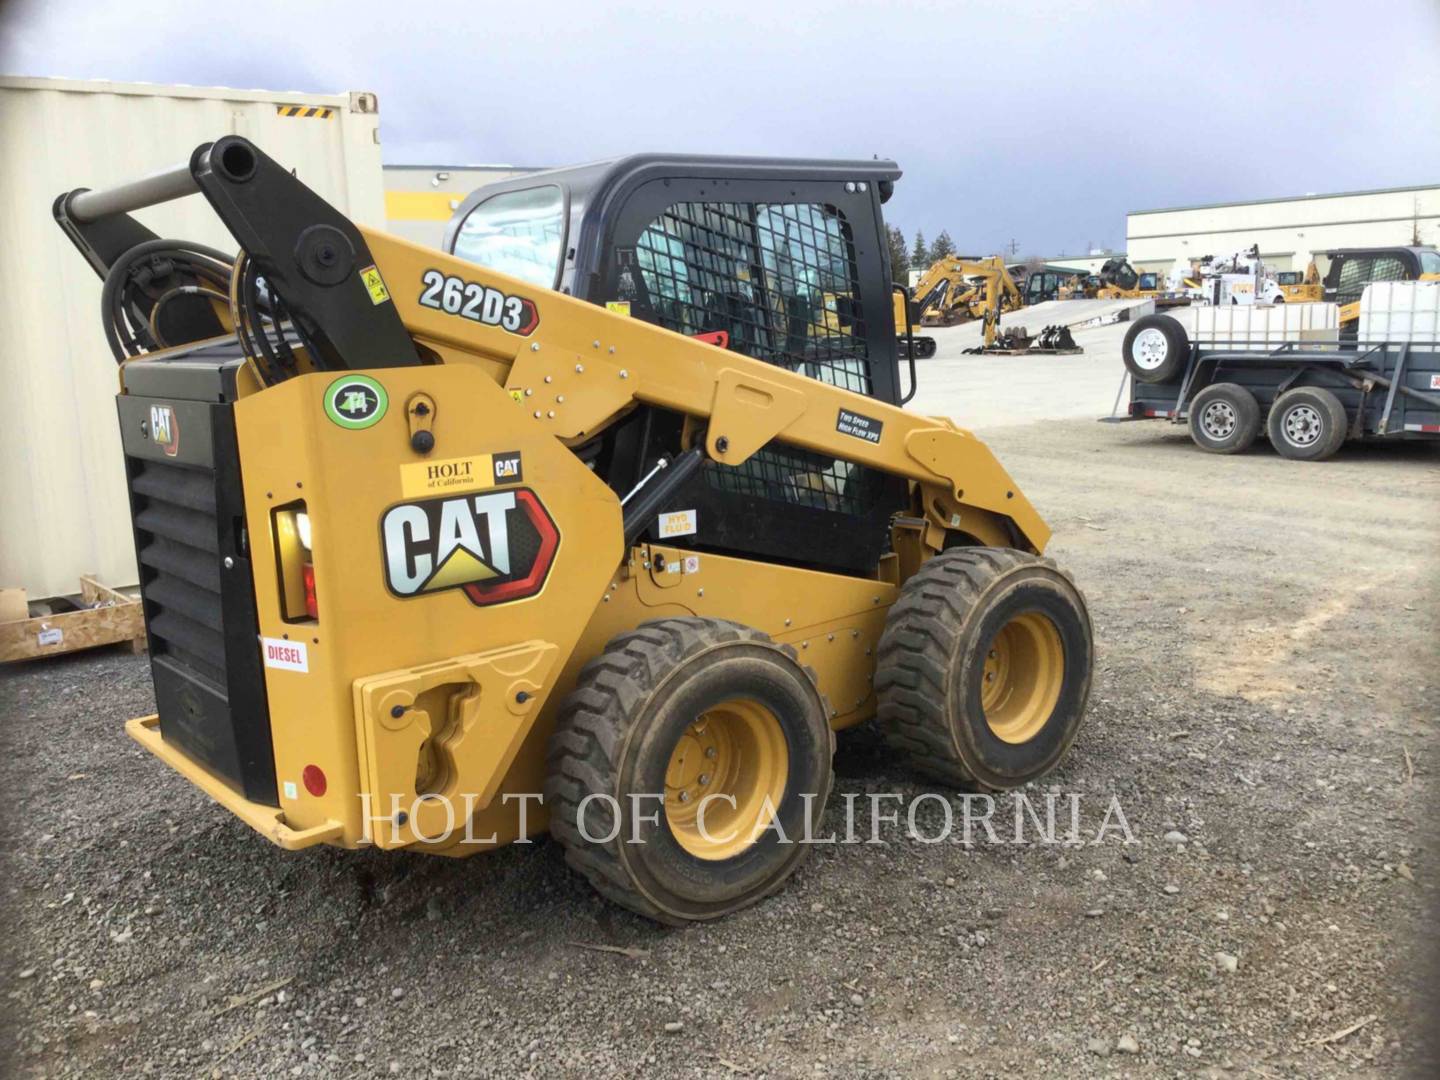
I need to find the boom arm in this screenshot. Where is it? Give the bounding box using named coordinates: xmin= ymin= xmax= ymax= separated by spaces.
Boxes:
xmin=59 ymin=137 xmax=1050 ymax=556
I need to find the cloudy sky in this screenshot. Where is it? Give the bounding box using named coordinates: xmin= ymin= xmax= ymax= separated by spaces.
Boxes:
xmin=4 ymin=0 xmax=1437 ymax=258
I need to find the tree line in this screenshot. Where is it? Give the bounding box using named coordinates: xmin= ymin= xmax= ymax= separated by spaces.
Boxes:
xmin=886 ymin=227 xmax=957 ymax=282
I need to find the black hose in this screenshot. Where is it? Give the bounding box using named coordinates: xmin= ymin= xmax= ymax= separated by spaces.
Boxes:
xmin=100 ymin=239 xmax=234 ymax=362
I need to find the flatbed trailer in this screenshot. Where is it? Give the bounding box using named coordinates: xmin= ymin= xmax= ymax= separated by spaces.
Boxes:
xmin=1108 ymin=313 xmax=1440 ymax=460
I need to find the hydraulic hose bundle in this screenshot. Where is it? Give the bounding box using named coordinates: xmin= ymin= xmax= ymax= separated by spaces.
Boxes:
xmin=100 ymin=239 xmax=315 ymax=383
xmin=100 ymin=239 xmax=234 ymax=363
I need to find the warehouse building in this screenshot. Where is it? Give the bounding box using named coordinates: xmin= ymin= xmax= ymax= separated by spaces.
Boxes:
xmin=384 ymin=164 xmax=536 ymax=249
xmin=1125 ymin=184 xmax=1440 ymax=275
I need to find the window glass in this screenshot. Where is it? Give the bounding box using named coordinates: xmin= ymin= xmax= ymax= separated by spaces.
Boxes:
xmin=452 ymin=186 xmax=565 ymax=289
xmin=1420 ymin=251 xmax=1440 ymax=275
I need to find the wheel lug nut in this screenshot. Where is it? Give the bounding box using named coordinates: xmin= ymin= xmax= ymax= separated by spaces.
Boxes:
xmin=698 ymin=774 xmax=710 ymax=785
xmin=705 ymin=747 xmax=717 ymax=759
xmin=678 ymin=791 xmax=690 ymax=803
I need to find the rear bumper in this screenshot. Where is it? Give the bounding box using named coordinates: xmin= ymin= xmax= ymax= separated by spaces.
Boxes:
xmin=127 ymin=715 xmax=342 ymax=850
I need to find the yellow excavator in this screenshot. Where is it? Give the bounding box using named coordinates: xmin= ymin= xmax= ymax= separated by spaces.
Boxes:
xmin=55 ymin=138 xmax=1094 ymax=924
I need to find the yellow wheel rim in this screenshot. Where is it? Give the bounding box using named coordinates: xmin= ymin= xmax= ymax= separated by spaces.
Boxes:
xmin=981 ymin=612 xmax=1065 ymax=744
xmin=664 ymin=699 xmax=789 ymax=861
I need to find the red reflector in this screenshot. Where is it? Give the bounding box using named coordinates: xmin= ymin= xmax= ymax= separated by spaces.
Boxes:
xmin=302 ymin=562 xmax=318 ymax=618
xmin=302 ymin=765 xmax=327 ymax=797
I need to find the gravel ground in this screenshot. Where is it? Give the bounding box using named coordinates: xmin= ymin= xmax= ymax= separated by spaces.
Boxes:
xmin=3 ymin=416 xmax=1437 ymax=1079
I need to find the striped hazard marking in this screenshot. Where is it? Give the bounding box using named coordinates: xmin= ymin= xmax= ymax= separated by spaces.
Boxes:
xmin=276 ymin=105 xmax=334 ymax=119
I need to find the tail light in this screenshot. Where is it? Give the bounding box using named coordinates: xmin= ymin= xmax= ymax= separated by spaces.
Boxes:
xmin=272 ymin=503 xmax=318 ymax=622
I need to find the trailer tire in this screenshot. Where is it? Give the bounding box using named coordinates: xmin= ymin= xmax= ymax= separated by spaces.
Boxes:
xmin=875 ymin=548 xmax=1093 ymax=791
xmin=545 ymin=618 xmax=834 ymax=924
xmin=1122 ymin=314 xmax=1189 ymax=384
xmin=1188 ymin=383 xmax=1261 ymax=454
xmin=1267 ymin=386 xmax=1348 ymax=461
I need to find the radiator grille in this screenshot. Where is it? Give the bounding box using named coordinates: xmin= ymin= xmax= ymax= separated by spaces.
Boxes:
xmin=130 ymin=458 xmax=227 ymax=687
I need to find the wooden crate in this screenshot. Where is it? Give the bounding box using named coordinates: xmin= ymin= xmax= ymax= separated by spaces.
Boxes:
xmin=0 ymin=577 xmax=146 ymax=663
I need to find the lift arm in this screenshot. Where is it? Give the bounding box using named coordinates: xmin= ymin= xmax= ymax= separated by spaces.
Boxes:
xmin=58 ymin=137 xmax=1050 ymax=554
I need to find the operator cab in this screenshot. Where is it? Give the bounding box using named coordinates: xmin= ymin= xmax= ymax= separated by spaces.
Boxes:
xmin=445 ymin=155 xmax=905 ymax=401
xmin=1319 ymin=246 xmax=1440 ymax=307
xmin=445 ymin=155 xmax=913 ymax=577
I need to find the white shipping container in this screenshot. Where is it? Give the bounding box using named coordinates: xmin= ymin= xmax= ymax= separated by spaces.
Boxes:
xmin=0 ymin=77 xmax=385 ymax=599
xmin=1185 ymin=302 xmax=1340 ymax=349
xmin=1359 ymin=281 xmax=1440 ymax=344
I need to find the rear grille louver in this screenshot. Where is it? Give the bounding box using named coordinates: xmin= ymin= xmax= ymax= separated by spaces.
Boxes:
xmin=130 ymin=458 xmax=228 ymax=687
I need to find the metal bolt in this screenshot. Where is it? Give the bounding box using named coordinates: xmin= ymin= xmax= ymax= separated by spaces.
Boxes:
xmin=985 ymin=672 xmax=995 ymax=683
xmin=851 ymin=630 xmax=859 ymax=638
xmin=827 ymin=633 xmax=835 ymax=642
xmin=547 ymin=410 xmax=556 ymax=419
xmin=784 ymin=618 xmax=792 ymax=626
xmin=556 ymin=395 xmax=565 ymax=403
xmin=223 ymin=556 xmax=235 ymax=569
xmin=715 ymin=435 xmax=730 ymax=454
xmin=575 ymin=363 xmax=584 ymax=373
xmin=619 ymin=369 xmax=629 ymax=379
xmin=533 ymin=411 xmax=542 ymax=418
xmin=530 ymin=342 xmax=540 ymax=352
xmin=697 ymin=587 xmax=704 ymax=597
xmin=802 ymin=641 xmax=809 ymax=649
xmin=602 ymin=595 xmax=610 ymax=603
xmin=988 ymin=650 xmax=997 ymax=660
xmin=544 ymin=375 xmax=553 ymax=383
xmin=524 ymin=388 xmax=533 ymax=397
xmin=608 ymin=346 xmax=616 ymax=354
xmin=705 ymin=747 xmax=717 ymax=759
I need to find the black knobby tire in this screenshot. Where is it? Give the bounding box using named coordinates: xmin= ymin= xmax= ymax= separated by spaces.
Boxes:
xmin=1188 ymin=382 xmax=1261 ymax=454
xmin=875 ymin=548 xmax=1093 ymax=791
xmin=545 ymin=618 xmax=834 ymax=924
xmin=1122 ymin=314 xmax=1189 ymax=384
xmin=1267 ymin=386 xmax=1348 ymax=461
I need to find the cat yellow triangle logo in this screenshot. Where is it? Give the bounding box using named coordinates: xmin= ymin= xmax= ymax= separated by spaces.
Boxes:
xmin=421 ymin=546 xmax=497 ymax=592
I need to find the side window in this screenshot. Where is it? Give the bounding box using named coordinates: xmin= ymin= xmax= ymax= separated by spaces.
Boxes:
xmin=1335 ymin=256 xmax=1374 ymax=302
xmin=1420 ymin=251 xmax=1440 ymax=275
xmin=633 ymin=201 xmax=871 ymax=396
xmin=1370 ymin=256 xmax=1408 ymax=283
xmin=452 ymin=186 xmax=565 ymax=290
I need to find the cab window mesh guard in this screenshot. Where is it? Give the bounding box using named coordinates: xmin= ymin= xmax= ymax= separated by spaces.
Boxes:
xmin=635 ymin=201 xmax=871 ymax=395
xmin=633 ymin=200 xmax=883 ymax=520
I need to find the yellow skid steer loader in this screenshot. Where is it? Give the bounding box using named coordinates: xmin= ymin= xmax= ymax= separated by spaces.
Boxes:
xmin=54 ymin=138 xmax=1093 ymax=922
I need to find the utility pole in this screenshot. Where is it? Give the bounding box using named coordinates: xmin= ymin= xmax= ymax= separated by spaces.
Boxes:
xmin=1005 ymin=238 xmax=1020 ymax=257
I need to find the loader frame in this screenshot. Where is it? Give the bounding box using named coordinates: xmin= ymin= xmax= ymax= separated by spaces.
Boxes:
xmin=56 ymin=137 xmax=1053 ymax=855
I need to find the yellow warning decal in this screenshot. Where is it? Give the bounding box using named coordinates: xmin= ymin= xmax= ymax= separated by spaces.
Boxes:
xmin=606 ymin=301 xmax=632 ymax=317
xmin=509 ymin=389 xmax=525 ymax=403
xmin=277 ymin=105 xmax=335 ymax=119
xmin=360 ymin=265 xmax=391 ymax=305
